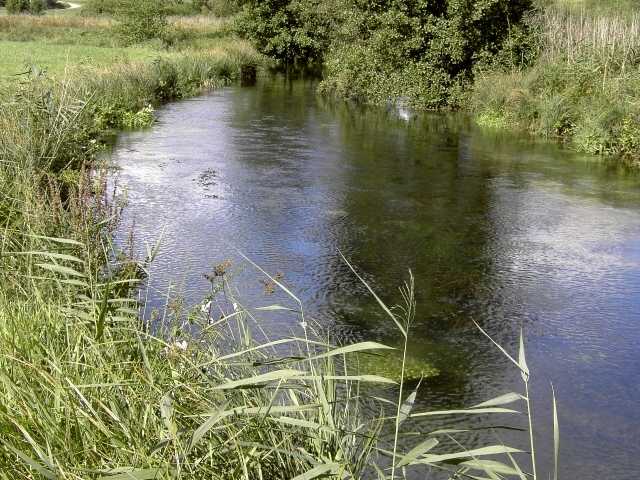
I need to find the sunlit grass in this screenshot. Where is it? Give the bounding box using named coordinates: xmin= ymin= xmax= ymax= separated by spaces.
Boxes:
xmin=472 ymin=2 xmax=640 ymax=161
xmin=0 ymin=40 xmax=155 ymax=83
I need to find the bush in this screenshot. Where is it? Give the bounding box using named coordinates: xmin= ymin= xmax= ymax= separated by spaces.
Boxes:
xmin=6 ymin=0 xmax=29 ymax=13
xmin=237 ymin=0 xmax=536 ymax=107
xmin=193 ymin=0 xmax=241 ymax=16
xmin=85 ymin=0 xmax=216 ymax=16
xmin=116 ymin=0 xmax=169 ymax=45
xmin=5 ymin=0 xmax=48 ymax=13
xmin=235 ymin=0 xmax=340 ymax=66
xmin=29 ymin=0 xmax=45 ymax=14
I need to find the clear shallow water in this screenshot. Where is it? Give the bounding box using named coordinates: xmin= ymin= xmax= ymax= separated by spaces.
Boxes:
xmin=109 ymin=78 xmax=640 ymax=479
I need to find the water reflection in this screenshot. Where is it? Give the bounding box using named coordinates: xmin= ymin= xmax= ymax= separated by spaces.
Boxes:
xmin=109 ymin=78 xmax=640 ymax=480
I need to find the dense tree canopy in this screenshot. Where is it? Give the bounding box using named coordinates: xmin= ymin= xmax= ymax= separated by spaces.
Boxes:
xmin=236 ymin=0 xmax=536 ymax=107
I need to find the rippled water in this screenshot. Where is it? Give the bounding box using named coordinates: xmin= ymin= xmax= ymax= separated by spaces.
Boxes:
xmin=109 ymin=78 xmax=640 ymax=479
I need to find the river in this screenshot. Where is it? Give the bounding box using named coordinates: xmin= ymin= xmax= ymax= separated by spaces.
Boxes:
xmin=108 ymin=78 xmax=640 ymax=479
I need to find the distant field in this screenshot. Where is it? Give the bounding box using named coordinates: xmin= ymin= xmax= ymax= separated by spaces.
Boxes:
xmin=0 ymin=41 xmax=154 ymax=83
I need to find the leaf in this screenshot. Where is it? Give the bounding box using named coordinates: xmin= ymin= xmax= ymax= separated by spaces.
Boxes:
xmin=255 ymin=305 xmax=295 ymax=311
xmin=418 ymin=445 xmax=523 ymax=464
xmin=472 ymin=392 xmax=525 ymax=409
xmin=296 ymin=374 xmax=396 ymax=384
xmin=291 ymin=463 xmax=341 ymax=480
xmin=272 ymin=416 xmax=324 ymax=431
xmin=398 ymin=389 xmax=417 ymax=426
xmin=21 ymin=251 xmax=85 ymax=263
xmin=461 ymin=459 xmax=522 ymax=476
xmin=474 ymin=321 xmax=529 ymax=378
xmin=160 ymin=394 xmax=175 ymax=437
xmin=36 ymin=263 xmax=86 ymax=278
xmin=61 ymin=279 xmax=90 ymax=288
xmin=214 ymin=369 xmax=306 ymax=390
xmin=213 ymin=338 xmax=299 ymax=363
xmin=340 ymin=251 xmax=406 ymax=337
xmin=308 ymin=342 xmax=394 ymax=361
xmin=397 ymin=438 xmax=439 ymax=467
xmin=427 ymin=428 xmax=469 ymax=436
xmin=410 ymin=407 xmax=519 ymax=418
xmin=96 ymin=282 xmax=111 ymax=341
xmin=518 ymin=330 xmax=529 ymax=382
xmin=552 ymin=383 xmax=560 ymax=480
xmin=5 ymin=445 xmax=56 ymax=480
xmin=189 ymin=402 xmax=229 ymax=451
xmin=27 ymin=234 xmax=84 ymax=246
xmin=98 ymin=468 xmax=165 ymax=480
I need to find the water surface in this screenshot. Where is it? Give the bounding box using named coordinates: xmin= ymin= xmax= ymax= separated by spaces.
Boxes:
xmin=109 ymin=78 xmax=640 ymax=479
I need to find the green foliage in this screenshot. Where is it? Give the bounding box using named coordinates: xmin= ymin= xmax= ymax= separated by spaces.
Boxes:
xmin=324 ymin=0 xmax=536 ymax=108
xmin=235 ymin=0 xmax=340 ymax=66
xmin=193 ymin=0 xmax=242 ymax=16
xmin=116 ymin=0 xmax=169 ymax=45
xmin=237 ymin=0 xmax=536 ymax=107
xmin=5 ymin=0 xmax=49 ymax=13
xmin=85 ymin=0 xmax=236 ymax=16
xmin=6 ymin=0 xmax=28 ymax=13
xmin=94 ymin=102 xmax=155 ymax=130
xmin=472 ymin=8 xmax=640 ymax=160
xmin=29 ymin=0 xmax=44 ymax=14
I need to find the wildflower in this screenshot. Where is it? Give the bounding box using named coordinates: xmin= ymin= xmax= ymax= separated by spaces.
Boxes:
xmin=201 ymin=301 xmax=212 ymax=314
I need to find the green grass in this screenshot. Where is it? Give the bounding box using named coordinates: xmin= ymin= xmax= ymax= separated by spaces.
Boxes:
xmin=0 ymin=40 xmax=154 ymax=81
xmin=472 ymin=4 xmax=640 ymax=162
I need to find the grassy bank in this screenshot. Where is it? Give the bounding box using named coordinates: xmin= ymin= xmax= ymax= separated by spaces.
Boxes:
xmin=471 ymin=4 xmax=640 ymax=161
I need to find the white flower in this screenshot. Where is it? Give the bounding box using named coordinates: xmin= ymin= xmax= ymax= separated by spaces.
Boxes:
xmin=201 ymin=301 xmax=211 ymax=314
xmin=175 ymin=340 xmax=188 ymax=351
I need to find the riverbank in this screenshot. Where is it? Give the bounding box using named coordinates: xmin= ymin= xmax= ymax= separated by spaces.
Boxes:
xmin=471 ymin=4 xmax=640 ymax=163
xmin=233 ymin=0 xmax=639 ymax=164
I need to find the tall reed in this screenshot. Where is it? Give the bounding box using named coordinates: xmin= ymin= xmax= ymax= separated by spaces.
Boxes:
xmin=540 ymin=7 xmax=640 ymax=69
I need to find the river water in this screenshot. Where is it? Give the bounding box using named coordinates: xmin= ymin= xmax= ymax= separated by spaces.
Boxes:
xmin=109 ymin=78 xmax=640 ymax=479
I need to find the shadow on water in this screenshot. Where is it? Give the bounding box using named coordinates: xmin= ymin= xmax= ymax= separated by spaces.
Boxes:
xmin=108 ymin=76 xmax=640 ymax=480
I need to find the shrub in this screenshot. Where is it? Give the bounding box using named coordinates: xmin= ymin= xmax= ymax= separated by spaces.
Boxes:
xmin=116 ymin=0 xmax=169 ymax=45
xmin=237 ymin=0 xmax=536 ymax=107
xmin=235 ymin=0 xmax=341 ymax=66
xmin=6 ymin=0 xmax=29 ymax=13
xmin=190 ymin=0 xmax=242 ymax=16
xmin=5 ymin=0 xmax=48 ymax=13
xmin=29 ymin=0 xmax=45 ymax=14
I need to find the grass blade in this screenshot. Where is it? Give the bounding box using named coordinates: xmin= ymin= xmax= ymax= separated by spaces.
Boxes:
xmin=397 ymin=438 xmax=439 ymax=467
xmin=552 ymin=383 xmax=559 ymax=480
xmin=472 ymin=392 xmax=525 ymax=409
xmin=291 ymin=463 xmax=341 ymax=480
xmin=340 ymin=251 xmax=406 ymax=337
xmin=214 ymin=369 xmax=306 ymax=390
